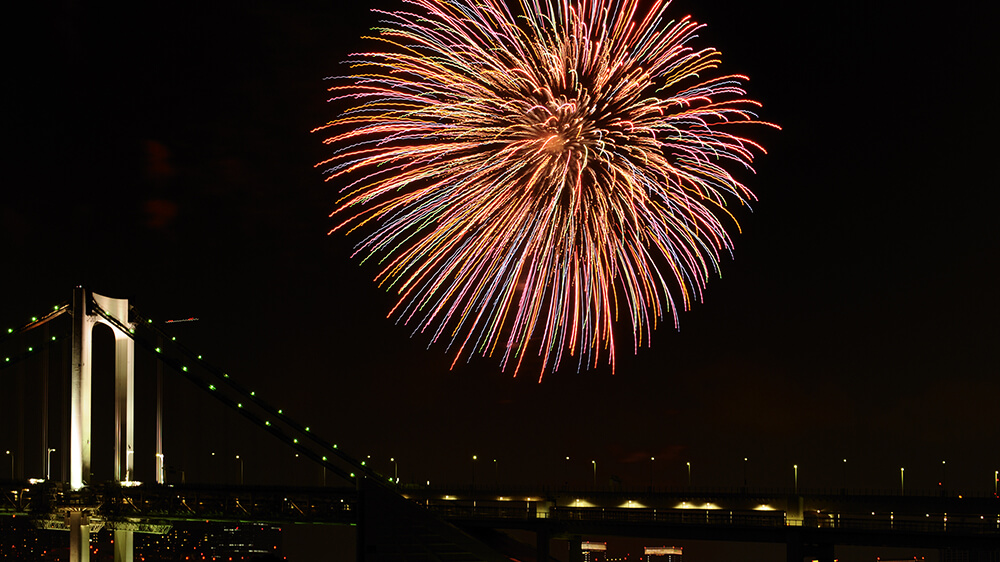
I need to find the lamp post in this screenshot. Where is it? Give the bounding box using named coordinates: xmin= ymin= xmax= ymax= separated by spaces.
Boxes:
xmin=493 ymin=459 xmax=498 ymax=486
xmin=472 ymin=455 xmax=477 ymax=487
xmin=390 ymin=457 xmax=398 ymax=484
xmin=592 ymin=460 xmax=597 ymax=487
xmin=47 ymin=448 xmax=56 ymax=481
xmin=842 ymin=459 xmax=848 ymax=491
xmin=743 ymin=457 xmax=748 ymax=488
xmin=941 ymin=460 xmax=947 ymax=491
xmin=793 ymin=464 xmax=798 ymax=494
xmin=900 ymin=467 xmax=905 ymax=496
xmin=5 ymin=450 xmax=12 ymax=480
xmin=236 ymin=455 xmax=244 ymax=485
xmin=687 ymin=462 xmax=691 ymax=487
xmin=994 ymin=470 xmax=997 ymax=495
xmin=649 ymin=457 xmax=655 ymax=489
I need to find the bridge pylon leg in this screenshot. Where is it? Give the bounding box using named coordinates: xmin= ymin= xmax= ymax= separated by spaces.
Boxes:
xmin=67 ymin=509 xmax=91 ymax=562
xmin=114 ymin=529 xmax=134 ymax=562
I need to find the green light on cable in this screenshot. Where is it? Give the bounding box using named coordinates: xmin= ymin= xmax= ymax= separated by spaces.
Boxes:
xmin=208 ymin=385 xmax=216 ymax=391
xmin=27 ymin=347 xmax=33 ymax=352
xmin=293 ymin=439 xmax=298 ymax=444
xmin=182 ymin=366 xmax=188 ymax=372
xmin=155 ymin=347 xmax=161 ymax=353
xmin=237 ymin=403 xmax=242 ymax=408
xmin=31 ymin=317 xmax=37 ymax=322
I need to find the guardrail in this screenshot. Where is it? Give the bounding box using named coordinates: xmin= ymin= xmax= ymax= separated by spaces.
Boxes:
xmin=428 ymin=504 xmax=1000 ymax=537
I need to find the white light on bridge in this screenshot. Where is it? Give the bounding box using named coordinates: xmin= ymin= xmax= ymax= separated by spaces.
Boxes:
xmin=676 ymin=501 xmax=721 ymax=510
xmin=645 ymin=547 xmax=682 ymax=555
xmin=570 ymin=499 xmax=595 ymax=508
xmin=754 ymin=504 xmax=776 ymax=511
xmin=619 ymin=500 xmax=647 ymax=509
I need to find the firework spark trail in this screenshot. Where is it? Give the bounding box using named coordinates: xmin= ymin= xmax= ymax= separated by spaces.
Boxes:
xmin=315 ymin=0 xmax=776 ymax=378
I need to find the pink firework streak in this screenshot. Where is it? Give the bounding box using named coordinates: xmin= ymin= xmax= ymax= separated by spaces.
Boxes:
xmin=315 ymin=0 xmax=777 ymax=379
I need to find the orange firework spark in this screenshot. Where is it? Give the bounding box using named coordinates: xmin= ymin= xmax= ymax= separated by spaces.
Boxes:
xmin=315 ymin=0 xmax=776 ymax=378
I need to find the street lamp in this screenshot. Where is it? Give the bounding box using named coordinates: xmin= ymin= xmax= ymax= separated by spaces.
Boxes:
xmin=390 ymin=457 xmax=398 ymax=484
xmin=842 ymin=459 xmax=848 ymax=490
xmin=900 ymin=467 xmax=905 ymax=496
xmin=236 ymin=455 xmax=244 ymax=485
xmin=472 ymin=455 xmax=477 ymax=487
xmin=941 ymin=460 xmax=947 ymax=490
xmin=743 ymin=457 xmax=748 ymax=488
xmin=793 ymin=464 xmax=798 ymax=494
xmin=649 ymin=457 xmax=655 ymax=489
xmin=493 ymin=459 xmax=498 ymax=486
xmin=47 ymin=448 xmax=56 ymax=481
xmin=687 ymin=462 xmax=691 ymax=487
xmin=5 ymin=450 xmax=12 ymax=480
xmin=592 ymin=460 xmax=597 ymax=487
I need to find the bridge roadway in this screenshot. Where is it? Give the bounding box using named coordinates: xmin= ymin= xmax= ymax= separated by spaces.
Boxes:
xmin=4 ymin=480 xmax=996 ymax=560
xmin=406 ymin=486 xmax=1000 ymax=555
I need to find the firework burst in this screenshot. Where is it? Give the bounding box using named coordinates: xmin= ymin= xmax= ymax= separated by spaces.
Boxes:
xmin=315 ymin=0 xmax=775 ymax=378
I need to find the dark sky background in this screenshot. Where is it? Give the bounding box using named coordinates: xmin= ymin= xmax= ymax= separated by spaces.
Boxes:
xmin=3 ymin=0 xmax=998 ymax=557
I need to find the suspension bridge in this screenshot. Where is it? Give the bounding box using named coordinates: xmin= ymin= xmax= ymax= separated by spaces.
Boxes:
xmin=1 ymin=288 xmax=997 ymax=561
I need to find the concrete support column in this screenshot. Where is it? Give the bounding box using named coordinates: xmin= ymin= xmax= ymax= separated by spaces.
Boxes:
xmin=71 ymin=287 xmax=95 ymax=491
xmin=68 ymin=510 xmax=91 ymax=562
xmin=113 ymin=331 xmax=135 ymax=482
xmin=536 ymin=528 xmax=550 ymax=562
xmin=567 ymin=535 xmax=583 ymax=562
xmin=114 ymin=529 xmax=134 ymax=562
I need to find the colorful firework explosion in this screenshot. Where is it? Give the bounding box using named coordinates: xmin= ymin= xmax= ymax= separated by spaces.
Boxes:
xmin=315 ymin=0 xmax=775 ymax=378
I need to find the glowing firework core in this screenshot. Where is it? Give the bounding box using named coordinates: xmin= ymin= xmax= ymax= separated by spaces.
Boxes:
xmin=317 ymin=0 xmax=775 ymax=378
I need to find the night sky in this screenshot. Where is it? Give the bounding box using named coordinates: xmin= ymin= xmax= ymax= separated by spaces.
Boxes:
xmin=3 ymin=0 xmax=998 ymax=551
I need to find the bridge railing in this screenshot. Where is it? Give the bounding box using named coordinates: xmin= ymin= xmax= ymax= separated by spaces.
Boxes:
xmin=417 ymin=484 xmax=999 ymax=499
xmin=429 ymin=504 xmax=1000 ymax=536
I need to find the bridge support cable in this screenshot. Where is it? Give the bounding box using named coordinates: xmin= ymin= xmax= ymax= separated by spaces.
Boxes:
xmin=0 ymin=303 xmax=68 ymax=344
xmin=91 ymin=299 xmax=384 ymax=488
xmin=0 ymin=329 xmax=66 ymax=374
xmin=128 ymin=306 xmax=372 ymax=479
